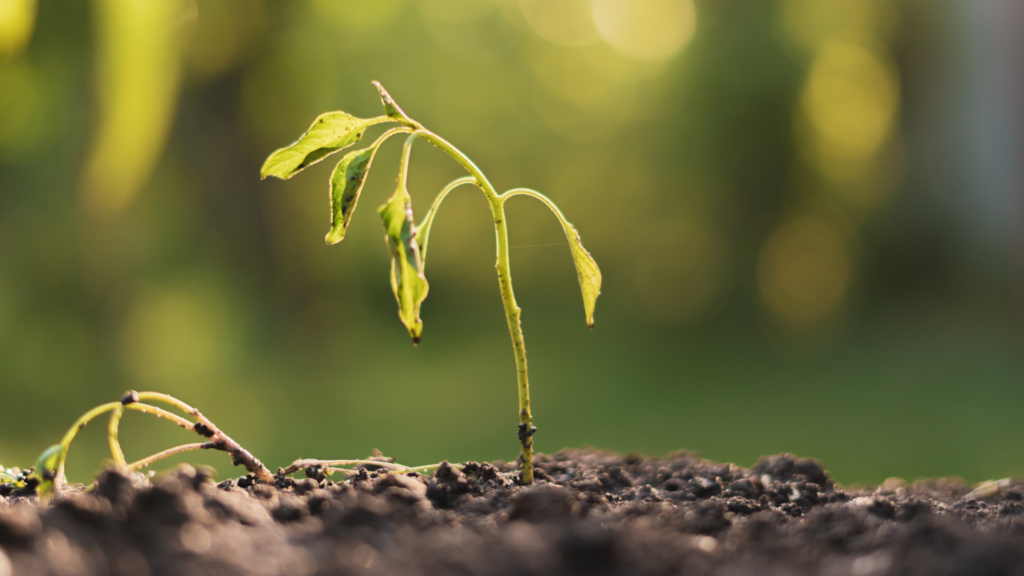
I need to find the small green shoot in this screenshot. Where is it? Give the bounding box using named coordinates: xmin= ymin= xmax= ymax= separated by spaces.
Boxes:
xmin=261 ymin=82 xmax=602 ymax=483
xmin=33 ymin=390 xmax=276 ymax=497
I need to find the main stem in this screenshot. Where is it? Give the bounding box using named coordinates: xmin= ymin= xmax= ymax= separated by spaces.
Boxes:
xmin=413 ymin=128 xmax=535 ymax=484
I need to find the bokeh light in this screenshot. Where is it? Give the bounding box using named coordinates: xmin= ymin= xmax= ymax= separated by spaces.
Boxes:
xmin=0 ymin=0 xmax=36 ymax=59
xmin=799 ymin=41 xmax=899 ymax=184
xmin=758 ymin=216 xmax=852 ymax=328
xmin=591 ymin=0 xmax=697 ymax=61
xmin=518 ymin=0 xmax=599 ymax=47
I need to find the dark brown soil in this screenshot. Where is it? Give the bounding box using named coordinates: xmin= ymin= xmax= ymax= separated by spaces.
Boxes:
xmin=2 ymin=449 xmax=1023 ymax=576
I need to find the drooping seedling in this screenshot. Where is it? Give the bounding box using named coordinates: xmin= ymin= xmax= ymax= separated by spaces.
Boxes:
xmin=22 ymin=389 xmax=450 ymax=500
xmin=261 ymin=81 xmax=602 ymax=483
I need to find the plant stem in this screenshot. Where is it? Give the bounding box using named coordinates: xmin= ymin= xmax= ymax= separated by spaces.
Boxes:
xmin=107 ymin=406 xmax=127 ymax=468
xmin=136 ymin=392 xmax=275 ymax=483
xmin=280 ymin=459 xmax=411 ymax=476
xmin=128 ymin=443 xmax=207 ymax=471
xmin=411 ymin=128 xmax=535 ymax=484
xmin=55 ymin=401 xmax=122 ymax=490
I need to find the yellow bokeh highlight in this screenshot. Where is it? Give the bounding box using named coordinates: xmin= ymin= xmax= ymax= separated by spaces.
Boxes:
xmin=79 ymin=0 xmax=191 ymax=217
xmin=0 ymin=0 xmax=36 ymax=59
xmin=633 ymin=219 xmax=728 ymax=324
xmin=591 ymin=0 xmax=696 ymax=61
xmin=799 ymin=41 xmax=899 ymax=183
xmin=525 ymin=40 xmax=637 ymax=140
xmin=518 ymin=0 xmax=599 ymax=46
xmin=758 ymin=216 xmax=851 ymax=327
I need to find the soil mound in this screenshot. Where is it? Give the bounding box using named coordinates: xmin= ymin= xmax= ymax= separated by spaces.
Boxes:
xmin=2 ymin=449 xmax=1022 ymax=576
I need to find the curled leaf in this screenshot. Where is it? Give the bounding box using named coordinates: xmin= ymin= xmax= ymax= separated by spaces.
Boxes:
xmin=326 ymin=128 xmax=412 ymax=245
xmin=261 ymin=112 xmax=391 ymax=180
xmin=503 ymin=189 xmax=602 ymax=328
xmin=379 ymin=135 xmax=429 ymax=343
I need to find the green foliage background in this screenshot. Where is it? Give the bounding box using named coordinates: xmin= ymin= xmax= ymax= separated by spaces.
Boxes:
xmin=1 ymin=0 xmax=1022 ymax=485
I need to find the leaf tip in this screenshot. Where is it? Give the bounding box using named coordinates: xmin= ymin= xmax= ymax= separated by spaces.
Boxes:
xmin=325 ymin=228 xmax=345 ymax=245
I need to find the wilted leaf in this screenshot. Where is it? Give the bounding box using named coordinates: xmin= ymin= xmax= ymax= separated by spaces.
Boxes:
xmin=379 ymin=139 xmax=429 ymax=343
xmin=504 ymin=189 xmax=602 ymax=328
xmin=261 ymin=112 xmax=391 ymax=180
xmin=325 ymin=127 xmax=411 ymax=245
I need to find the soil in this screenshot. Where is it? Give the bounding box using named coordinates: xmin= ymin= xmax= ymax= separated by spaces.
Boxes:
xmin=2 ymin=449 xmax=1023 ymax=576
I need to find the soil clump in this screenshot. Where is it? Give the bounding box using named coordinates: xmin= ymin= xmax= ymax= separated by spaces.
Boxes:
xmin=2 ymin=449 xmax=1022 ymax=576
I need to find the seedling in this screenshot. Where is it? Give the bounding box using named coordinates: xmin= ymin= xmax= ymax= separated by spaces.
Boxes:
xmin=260 ymin=82 xmax=601 ymax=483
xmin=16 ymin=390 xmax=449 ymax=499
xmin=28 ymin=390 xmax=276 ymax=498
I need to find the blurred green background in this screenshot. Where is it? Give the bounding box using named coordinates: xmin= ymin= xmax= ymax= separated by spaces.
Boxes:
xmin=1 ymin=0 xmax=1022 ymax=486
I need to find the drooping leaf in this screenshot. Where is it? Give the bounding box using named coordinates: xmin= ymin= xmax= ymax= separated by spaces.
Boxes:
xmin=325 ymin=127 xmax=411 ymax=245
xmin=505 ymin=190 xmax=602 ymax=328
xmin=261 ymin=112 xmax=391 ymax=180
xmin=379 ymin=144 xmax=429 ymax=344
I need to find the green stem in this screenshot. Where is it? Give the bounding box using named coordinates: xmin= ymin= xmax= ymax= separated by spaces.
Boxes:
xmin=128 ymin=443 xmax=207 ymax=471
xmin=410 ymin=127 xmax=535 ymax=484
xmin=416 ymin=176 xmax=477 ymax=263
xmin=55 ymin=401 xmax=123 ymax=489
xmin=107 ymin=406 xmax=127 ymax=468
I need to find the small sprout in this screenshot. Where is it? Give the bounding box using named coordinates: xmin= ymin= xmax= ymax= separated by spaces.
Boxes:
xmin=261 ymin=82 xmax=602 ymax=483
xmin=33 ymin=444 xmax=62 ymax=500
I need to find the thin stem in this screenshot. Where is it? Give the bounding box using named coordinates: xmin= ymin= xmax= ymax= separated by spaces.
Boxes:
xmin=128 ymin=443 xmax=207 ymax=471
xmin=280 ymin=459 xmax=411 ymax=476
xmin=123 ymin=402 xmax=196 ymax=429
xmin=136 ymin=392 xmax=274 ymax=483
xmin=405 ymin=127 xmax=534 ymax=483
xmin=417 ymin=176 xmax=478 ymax=263
xmin=55 ymin=401 xmax=123 ymax=490
xmin=389 ymin=462 xmax=450 ymax=475
xmin=107 ymin=406 xmax=127 ymax=469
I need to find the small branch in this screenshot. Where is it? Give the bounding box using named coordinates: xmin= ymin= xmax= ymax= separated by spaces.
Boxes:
xmin=123 ymin=402 xmax=195 ymax=429
xmin=136 ymin=392 xmax=274 ymax=483
xmin=128 ymin=443 xmax=208 ymax=471
xmin=279 ymin=459 xmax=411 ymax=477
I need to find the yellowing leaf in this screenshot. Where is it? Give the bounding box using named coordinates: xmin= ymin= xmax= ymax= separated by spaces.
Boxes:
xmin=325 ymin=127 xmax=411 ymax=245
xmin=504 ymin=189 xmax=602 ymax=328
xmin=379 ymin=134 xmax=429 ymax=343
xmin=260 ymin=112 xmax=390 ymax=180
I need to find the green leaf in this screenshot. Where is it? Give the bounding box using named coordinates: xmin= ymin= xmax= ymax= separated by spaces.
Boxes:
xmin=261 ymin=112 xmax=391 ymax=180
xmin=32 ymin=444 xmax=62 ymax=499
xmin=504 ymin=189 xmax=602 ymax=328
xmin=379 ymin=139 xmax=429 ymax=344
xmin=379 ymin=193 xmax=429 ymax=343
xmin=325 ymin=127 xmax=411 ymax=245
xmin=372 ymin=80 xmax=416 ymax=126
